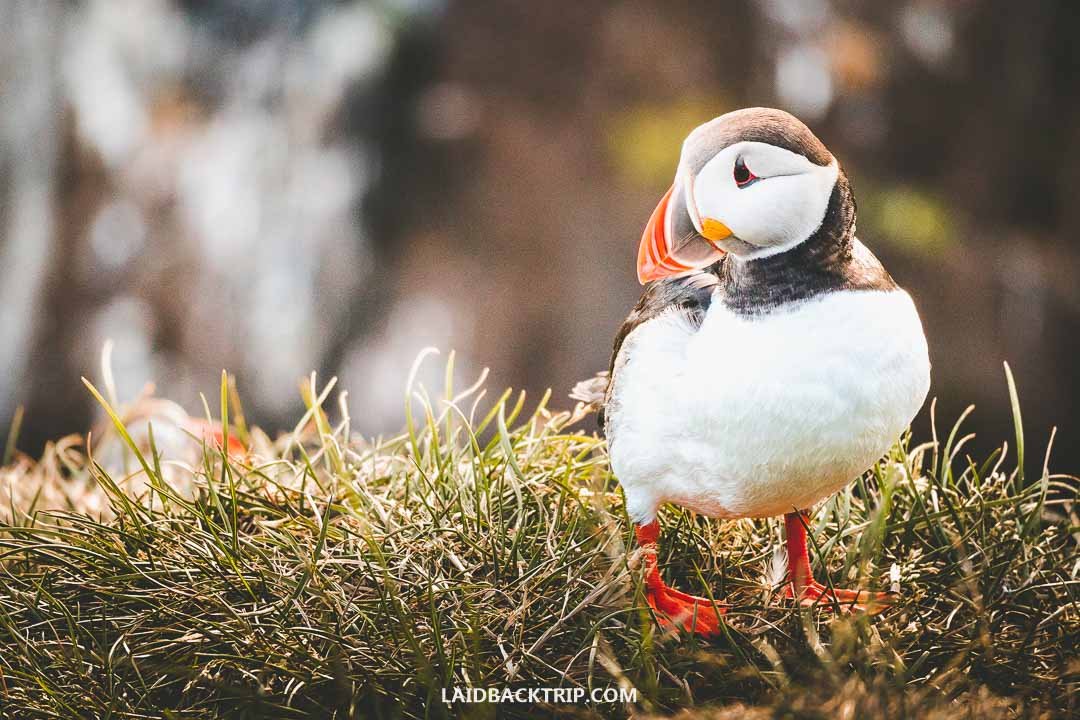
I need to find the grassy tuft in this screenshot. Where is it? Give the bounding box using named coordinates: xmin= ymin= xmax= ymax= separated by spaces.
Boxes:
xmin=0 ymin=353 xmax=1076 ymax=719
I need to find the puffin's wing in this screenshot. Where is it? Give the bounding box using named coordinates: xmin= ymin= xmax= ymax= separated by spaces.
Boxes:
xmin=598 ymin=271 xmax=718 ymax=430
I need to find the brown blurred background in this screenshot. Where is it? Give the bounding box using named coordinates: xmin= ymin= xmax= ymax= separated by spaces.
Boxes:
xmin=2 ymin=0 xmax=1078 ymax=473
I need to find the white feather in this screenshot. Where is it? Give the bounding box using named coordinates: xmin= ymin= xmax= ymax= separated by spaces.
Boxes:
xmin=607 ymin=281 xmax=930 ymax=524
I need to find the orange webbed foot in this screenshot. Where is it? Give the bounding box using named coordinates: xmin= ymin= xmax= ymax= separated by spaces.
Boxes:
xmin=784 ymin=580 xmax=894 ymax=615
xmin=635 ymin=519 xmax=726 ymax=638
xmin=782 ymin=511 xmax=893 ymax=615
xmin=646 ymin=583 xmax=727 ymax=638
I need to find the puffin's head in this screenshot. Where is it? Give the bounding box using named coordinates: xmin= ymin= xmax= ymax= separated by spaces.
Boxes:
xmin=637 ymin=107 xmax=841 ymax=283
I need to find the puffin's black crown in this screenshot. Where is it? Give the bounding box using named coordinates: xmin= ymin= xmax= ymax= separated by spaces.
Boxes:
xmin=681 ymin=107 xmax=833 ymax=176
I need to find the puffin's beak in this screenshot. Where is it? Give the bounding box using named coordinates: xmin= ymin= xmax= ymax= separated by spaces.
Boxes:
xmin=637 ymin=186 xmax=690 ymax=283
xmin=637 ymin=182 xmax=727 ymax=284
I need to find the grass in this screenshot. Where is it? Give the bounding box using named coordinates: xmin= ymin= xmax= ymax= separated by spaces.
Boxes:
xmin=0 ymin=351 xmax=1076 ymax=719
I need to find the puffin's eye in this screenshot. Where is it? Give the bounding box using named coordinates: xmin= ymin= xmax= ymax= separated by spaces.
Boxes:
xmin=733 ymin=157 xmax=756 ymax=187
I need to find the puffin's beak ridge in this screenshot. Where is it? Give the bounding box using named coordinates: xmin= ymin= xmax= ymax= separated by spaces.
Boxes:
xmin=637 ymin=185 xmax=692 ymax=284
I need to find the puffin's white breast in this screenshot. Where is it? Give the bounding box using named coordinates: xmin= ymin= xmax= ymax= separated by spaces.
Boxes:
xmin=607 ymin=288 xmax=930 ymax=523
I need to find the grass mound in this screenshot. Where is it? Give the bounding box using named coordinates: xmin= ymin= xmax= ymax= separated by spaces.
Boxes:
xmin=0 ymin=352 xmax=1076 ymax=718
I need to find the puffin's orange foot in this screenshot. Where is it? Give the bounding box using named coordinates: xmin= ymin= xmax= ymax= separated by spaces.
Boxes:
xmin=646 ymin=586 xmax=727 ymax=637
xmin=784 ymin=580 xmax=893 ymax=615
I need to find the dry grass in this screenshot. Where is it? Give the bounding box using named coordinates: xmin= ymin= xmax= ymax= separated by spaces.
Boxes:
xmin=0 ymin=352 xmax=1076 ymax=719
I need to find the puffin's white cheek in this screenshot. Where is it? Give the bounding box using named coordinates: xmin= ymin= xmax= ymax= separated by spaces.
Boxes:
xmin=693 ymin=187 xmax=768 ymax=249
xmin=712 ymin=183 xmax=793 ymax=247
xmin=692 ymin=158 xmax=736 ymax=222
xmin=737 ymin=174 xmax=831 ymax=249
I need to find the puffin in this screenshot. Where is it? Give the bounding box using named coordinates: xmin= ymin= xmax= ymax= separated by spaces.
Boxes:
xmin=601 ymin=107 xmax=931 ymax=637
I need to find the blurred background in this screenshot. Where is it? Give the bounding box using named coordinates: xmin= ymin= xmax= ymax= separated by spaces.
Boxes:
xmin=1 ymin=0 xmax=1078 ymax=472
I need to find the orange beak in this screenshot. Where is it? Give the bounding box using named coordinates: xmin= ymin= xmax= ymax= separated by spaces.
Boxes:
xmin=637 ymin=185 xmax=692 ymax=283
xmin=637 ymin=184 xmax=727 ymax=284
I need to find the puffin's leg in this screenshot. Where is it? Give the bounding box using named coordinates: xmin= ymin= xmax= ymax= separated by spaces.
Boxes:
xmin=782 ymin=510 xmax=893 ymax=613
xmin=635 ymin=520 xmax=726 ymax=637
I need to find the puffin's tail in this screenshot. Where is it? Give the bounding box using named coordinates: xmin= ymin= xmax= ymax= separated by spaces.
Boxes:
xmin=569 ymin=371 xmax=609 ymax=428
